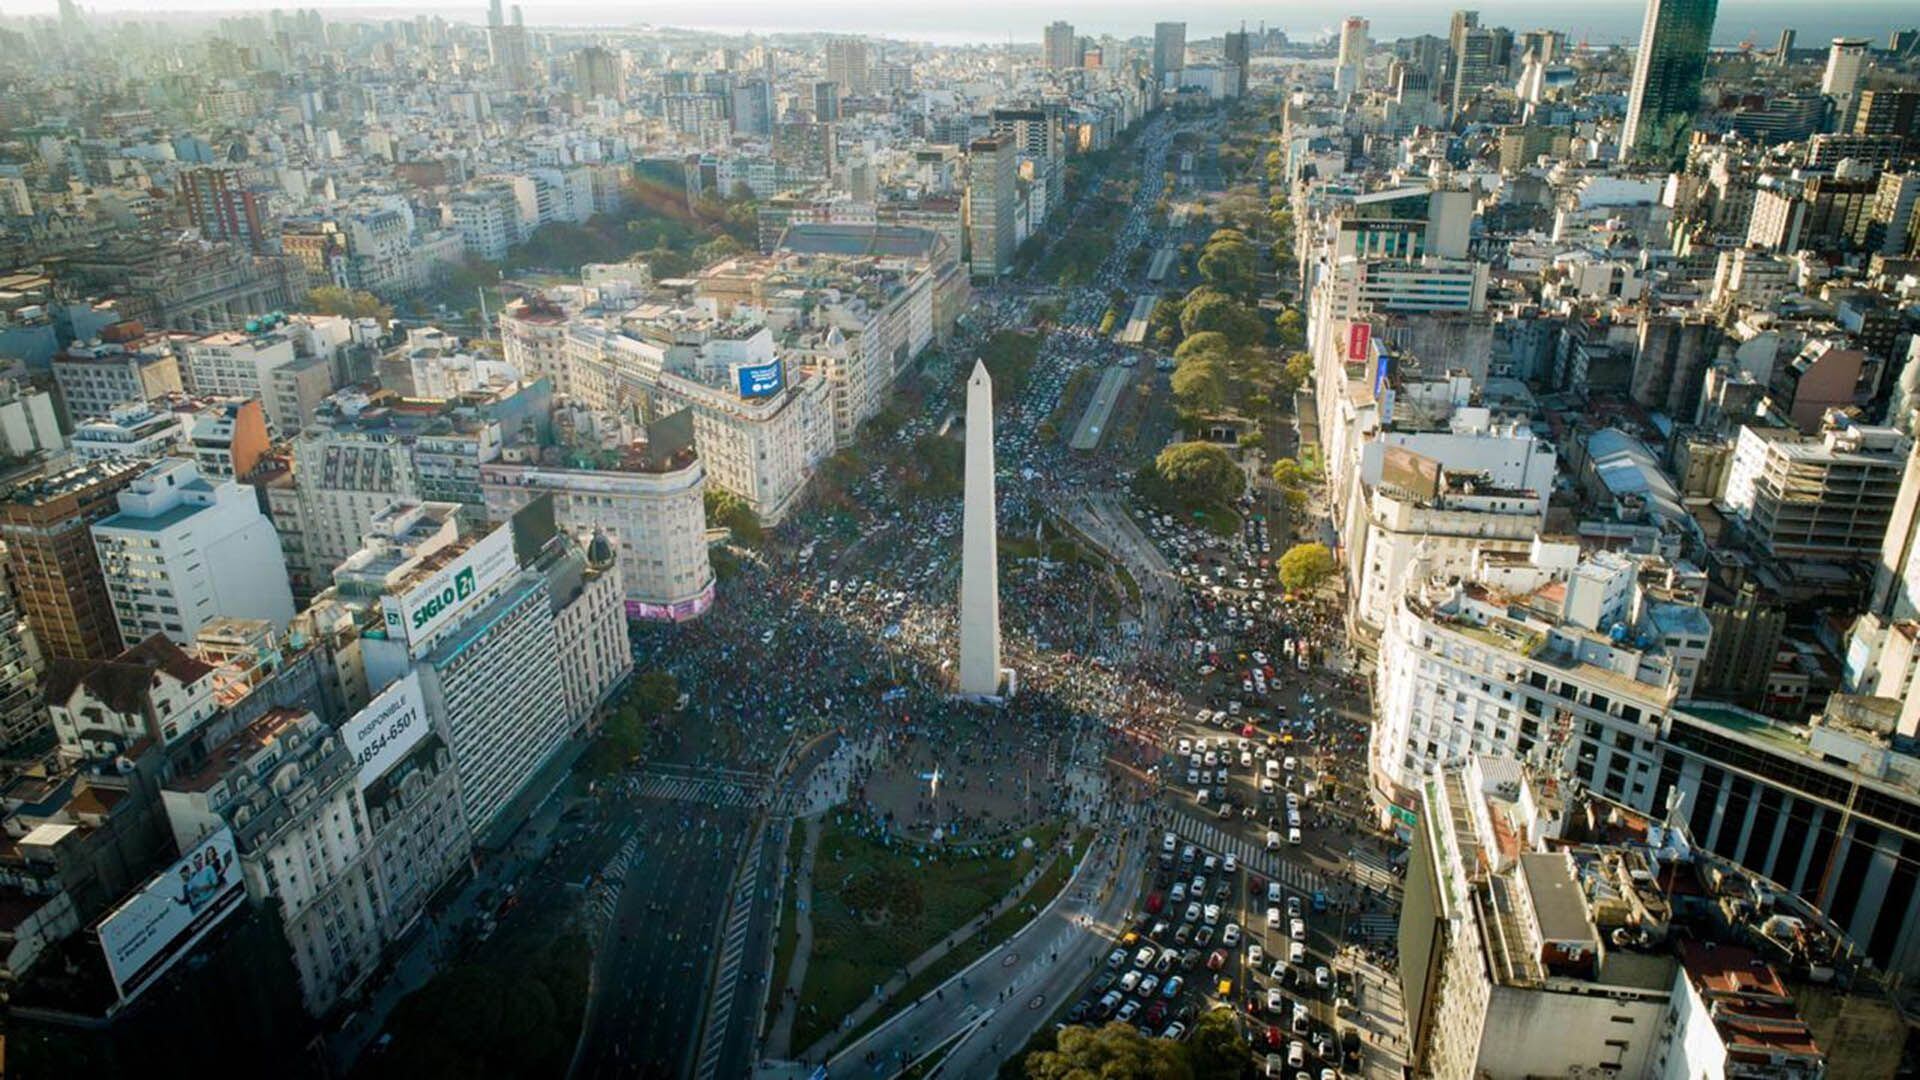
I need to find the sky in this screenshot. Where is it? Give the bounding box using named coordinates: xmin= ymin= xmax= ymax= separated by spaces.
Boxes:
xmin=5 ymin=0 xmax=1915 ymax=48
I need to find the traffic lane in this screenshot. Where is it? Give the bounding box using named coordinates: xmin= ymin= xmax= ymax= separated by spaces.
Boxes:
xmin=576 ymin=801 xmax=747 ymax=1079
xmin=712 ymin=816 xmax=788 ymax=1078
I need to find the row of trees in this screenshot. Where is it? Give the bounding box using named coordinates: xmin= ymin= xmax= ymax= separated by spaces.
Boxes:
xmin=1007 ymin=1013 xmax=1248 ymax=1080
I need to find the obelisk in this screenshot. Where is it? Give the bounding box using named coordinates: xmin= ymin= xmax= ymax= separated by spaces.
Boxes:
xmin=959 ymin=359 xmax=1002 ymax=697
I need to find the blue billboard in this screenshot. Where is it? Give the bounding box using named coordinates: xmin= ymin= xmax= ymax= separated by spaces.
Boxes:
xmin=736 ymin=361 xmax=785 ymax=398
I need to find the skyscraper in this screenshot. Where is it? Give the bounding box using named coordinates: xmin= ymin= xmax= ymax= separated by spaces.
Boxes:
xmin=1822 ymin=38 xmax=1871 ymax=132
xmin=1336 ymin=17 xmax=1371 ymax=100
xmin=1153 ymin=22 xmax=1186 ymax=84
xmin=966 ymin=135 xmax=1016 ymax=280
xmin=573 ymin=45 xmax=622 ymax=100
xmin=1044 ymin=21 xmax=1079 ymax=70
xmin=1223 ymin=29 xmax=1250 ymax=98
xmin=1622 ymin=0 xmax=1719 ymax=164
xmin=825 ymin=37 xmax=870 ymax=98
xmin=487 ymin=0 xmax=503 ymax=28
xmin=1775 ymin=28 xmax=1797 ymax=65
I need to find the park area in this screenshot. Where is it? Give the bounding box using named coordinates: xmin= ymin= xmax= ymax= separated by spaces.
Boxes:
xmin=789 ymin=812 xmax=1062 ymax=1051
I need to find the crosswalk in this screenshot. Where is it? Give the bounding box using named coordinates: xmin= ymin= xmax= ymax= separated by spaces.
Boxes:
xmin=632 ymin=772 xmax=764 ymax=808
xmin=693 ymin=822 xmax=773 ymax=1080
xmin=582 ymin=834 xmax=640 ymax=929
xmin=1346 ymin=914 xmax=1399 ymax=942
xmin=1166 ymin=812 xmax=1325 ymax=896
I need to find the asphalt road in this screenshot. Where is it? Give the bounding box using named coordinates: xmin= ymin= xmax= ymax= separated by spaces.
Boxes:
xmin=572 ymin=789 xmax=753 ymax=1079
xmin=825 ymin=823 xmax=1152 ymax=1077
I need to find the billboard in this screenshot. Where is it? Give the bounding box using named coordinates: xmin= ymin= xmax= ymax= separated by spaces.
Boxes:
xmin=734 ymin=360 xmax=785 ymax=398
xmin=98 ymin=827 xmax=246 ymax=1001
xmin=342 ymin=672 xmax=430 ymax=789
xmin=1347 ymin=321 xmax=1372 ymax=362
xmin=381 ymin=523 xmax=517 ymax=648
xmin=626 ymin=581 xmax=716 ymax=623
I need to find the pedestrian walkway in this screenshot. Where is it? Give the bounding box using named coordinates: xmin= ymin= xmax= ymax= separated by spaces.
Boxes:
xmin=1347 ymin=844 xmax=1402 ymax=895
xmin=583 ymin=834 xmax=641 ymax=932
xmin=765 ymin=817 xmax=821 ymax=1057
xmin=1346 ymin=914 xmax=1398 ymax=942
xmin=695 ymin=823 xmax=771 ymax=1080
xmin=1165 ymin=810 xmax=1325 ymax=895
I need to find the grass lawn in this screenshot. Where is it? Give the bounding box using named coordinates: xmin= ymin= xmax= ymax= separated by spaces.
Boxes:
xmin=791 ymin=816 xmax=1063 ymax=1051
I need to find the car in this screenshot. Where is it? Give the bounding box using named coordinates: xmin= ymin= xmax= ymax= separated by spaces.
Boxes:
xmin=1107 ymin=948 xmax=1128 ymax=968
xmin=1287 ymin=896 xmax=1302 ymax=918
xmin=1202 ymin=854 xmax=1219 ymax=873
xmin=1288 ymin=1040 xmax=1306 ymax=1068
xmin=1315 ymin=965 xmax=1331 ymax=989
xmin=1264 ymin=1053 xmax=1286 ymax=1078
xmin=1248 ymin=944 xmax=1265 ymax=967
xmin=1186 ymin=769 xmax=1199 ymax=786
xmin=1267 ymin=830 xmax=1281 ymax=850
xmin=1268 ymin=882 xmax=1283 ymax=904
xmin=1117 ymin=1000 xmax=1141 ymax=1023
xmin=1195 ymin=925 xmax=1215 ymax=946
xmin=1289 ymin=941 xmax=1306 ymax=964
xmin=1203 ymin=903 xmax=1221 ymax=925
xmin=1139 ymin=974 xmax=1161 ymax=997
xmin=1162 ymin=1022 xmax=1188 ymax=1041
xmin=1174 ymin=924 xmax=1193 ymax=945
xmin=1204 ymin=751 xmax=1218 ymax=767
xmin=1290 ymin=918 xmax=1306 ymax=941
xmin=1066 ymin=999 xmax=1091 ymax=1023
xmin=1155 ymin=949 xmax=1178 ymax=973
xmin=1289 ymin=827 xmax=1302 ymax=845
xmin=1241 ymin=751 xmax=1254 ymax=767
xmin=1162 ymin=831 xmax=1178 ymax=852
xmin=1171 ymin=883 xmax=1188 ymax=904
xmin=1214 ymin=880 xmax=1231 ymax=901
xmin=1223 ymin=854 xmax=1238 ymax=874
xmin=1136 ymin=946 xmax=1156 ymax=967
xmin=1146 ymin=891 xmax=1165 ymax=915
xmin=1270 ymin=959 xmax=1289 ymax=982
xmin=1265 ymin=759 xmax=1281 ymax=780
xmin=1292 ymin=1004 xmax=1310 ymax=1034
xmin=1206 ymin=950 xmax=1226 ymax=971
xmin=1217 ymin=801 xmax=1234 ymax=819
xmin=1162 ymin=975 xmax=1184 ymax=999
xmin=1284 ymin=756 xmax=1297 ymax=771
xmin=1267 ymin=905 xmax=1282 ymax=928
xmin=1176 ymin=739 xmax=1192 ymax=757
xmin=1266 ymin=987 xmax=1285 ymax=1013
xmin=1098 ymin=989 xmax=1123 ymax=1017
xmin=1181 ymin=845 xmax=1196 ymax=865
xmin=1191 ymin=875 xmax=1207 ymax=896
xmin=1197 ymin=788 xmax=1210 ymax=805
xmin=1222 ymin=923 xmax=1242 ymax=947
xmin=1119 ymin=970 xmax=1142 ymax=992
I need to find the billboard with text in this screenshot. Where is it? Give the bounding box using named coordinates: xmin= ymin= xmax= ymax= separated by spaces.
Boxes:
xmin=734 ymin=360 xmax=785 ymax=398
xmin=381 ymin=523 xmax=516 ymax=648
xmin=98 ymin=827 xmax=246 ymax=1001
xmin=342 ymin=672 xmax=430 ymax=789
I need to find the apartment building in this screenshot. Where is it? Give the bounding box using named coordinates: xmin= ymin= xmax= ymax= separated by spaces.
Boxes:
xmin=0 ymin=459 xmax=146 ymax=661
xmin=1722 ymin=417 xmax=1908 ymax=561
xmin=90 ymin=458 xmax=295 ymax=647
xmin=51 ymin=334 xmax=186 ymax=424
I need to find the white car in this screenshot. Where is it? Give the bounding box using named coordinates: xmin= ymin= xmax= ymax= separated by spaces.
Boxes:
xmin=1266 ymin=830 xmax=1281 ymax=851
xmin=1289 ymin=940 xmax=1306 ymax=964
xmin=1315 ymin=965 xmax=1331 ymax=988
xmin=1177 ymin=738 xmax=1192 ymax=756
xmin=1287 ymin=896 xmax=1302 ymax=918
xmin=1120 ymin=970 xmax=1141 ymax=992
xmin=1267 ymin=882 xmax=1283 ymax=904
xmin=1265 ymin=987 xmax=1284 ymax=1013
xmin=1223 ymin=854 xmax=1238 ymax=874
xmin=1267 ymin=906 xmax=1282 ymax=928
xmin=1163 ymin=832 xmax=1178 ymax=853
xmin=1290 ymin=918 xmax=1306 ymax=941
xmin=1289 ymin=827 xmax=1302 ymax=845
xmin=1222 ymin=923 xmax=1241 ymax=947
xmin=1185 ymin=901 xmax=1202 ymax=923
xmin=1204 ymin=904 xmax=1221 ymax=925
xmin=1248 ymin=943 xmax=1265 ymax=967
xmin=1284 ymin=756 xmax=1297 ymax=771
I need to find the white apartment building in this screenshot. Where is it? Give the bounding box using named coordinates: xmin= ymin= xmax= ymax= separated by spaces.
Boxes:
xmin=90 ymin=458 xmax=295 ymax=647
xmin=180 ymin=323 xmax=326 ymax=435
xmin=162 ymin=708 xmax=383 ymax=1016
xmin=51 ymin=336 xmax=186 ymax=423
xmin=1723 ymin=416 xmax=1908 ymax=561
xmin=569 ymin=316 xmax=834 ymax=524
xmin=481 ymin=454 xmax=712 ymax=618
xmin=290 ymin=428 xmax=421 ymax=577
xmin=68 ymin=400 xmax=190 ymax=461
xmin=0 ymin=380 xmax=61 ymax=458
xmin=548 ymin=533 xmax=633 ymax=725
xmin=44 ymin=633 xmax=222 ymax=758
xmin=499 ymin=296 xmax=575 ymax=395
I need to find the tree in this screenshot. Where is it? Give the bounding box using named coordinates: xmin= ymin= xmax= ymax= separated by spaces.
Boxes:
xmin=1179 ymin=287 xmax=1263 ymax=347
xmin=1278 ymin=542 xmax=1337 ymax=592
xmin=306 ymin=286 xmax=392 ymax=322
xmin=1171 ymin=360 xmax=1229 ymax=415
xmin=1274 ymin=308 xmax=1306 ymax=350
xmin=1284 ymin=351 xmax=1314 ymax=386
xmin=1185 ymin=1008 xmax=1248 ymax=1080
xmin=1270 ymin=457 xmax=1312 ymax=489
xmin=1022 ymin=1022 xmax=1192 ymax=1080
xmin=1173 ymin=331 xmax=1235 ymax=368
xmin=1154 ymin=442 xmax=1245 ymax=506
xmin=704 ymin=488 xmax=764 ymax=546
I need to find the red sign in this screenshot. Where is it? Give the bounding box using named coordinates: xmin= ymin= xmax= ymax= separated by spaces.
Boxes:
xmin=1347 ymin=322 xmax=1371 ymax=362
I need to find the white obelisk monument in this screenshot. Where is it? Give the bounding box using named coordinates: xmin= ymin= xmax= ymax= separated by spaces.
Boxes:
xmin=958 ymin=359 xmax=1002 ymax=697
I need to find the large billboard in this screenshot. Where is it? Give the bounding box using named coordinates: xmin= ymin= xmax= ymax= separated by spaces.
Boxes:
xmin=381 ymin=523 xmax=517 ymax=648
xmin=626 ymin=581 xmax=716 ymax=623
xmin=734 ymin=360 xmax=785 ymax=399
xmin=1347 ymin=321 xmax=1372 ymax=362
xmin=98 ymin=827 xmax=246 ymax=1001
xmin=342 ymin=672 xmax=430 ymax=789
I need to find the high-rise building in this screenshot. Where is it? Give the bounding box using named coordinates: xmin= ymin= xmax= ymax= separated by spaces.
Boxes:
xmin=1153 ymin=22 xmax=1186 ymax=83
xmin=0 ymin=563 xmax=43 ymax=751
xmin=1855 ymin=89 xmax=1920 ymax=153
xmin=1223 ymin=29 xmax=1250 ymax=97
xmin=572 ymin=45 xmax=622 ymax=100
xmin=825 ymin=37 xmax=870 ymax=98
xmin=1822 ymin=38 xmax=1872 ymax=132
xmin=1621 ymin=0 xmax=1719 ymax=164
xmin=91 ymin=458 xmax=296 ymax=648
xmin=1 ymin=460 xmax=147 ymax=662
xmin=1775 ymin=27 xmax=1797 ymax=65
xmin=731 ymin=77 xmax=774 ymax=137
xmin=178 ymin=167 xmax=275 ymax=254
xmin=1044 ymin=21 xmax=1079 ymax=70
xmin=966 ymin=135 xmax=1017 ymax=280
xmin=487 ymin=0 xmax=503 ymax=28
xmin=1336 ymin=17 xmax=1371 ymax=100
xmin=811 ymin=80 xmax=841 ymax=122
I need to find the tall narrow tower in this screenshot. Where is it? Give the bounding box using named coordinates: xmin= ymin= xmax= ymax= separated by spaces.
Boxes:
xmin=959 ymin=360 xmax=1002 ymax=697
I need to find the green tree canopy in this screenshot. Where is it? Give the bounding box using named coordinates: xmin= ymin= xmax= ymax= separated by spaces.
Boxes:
xmin=1173 ymin=330 xmax=1236 ymax=368
xmin=1270 ymin=458 xmax=1312 ymax=489
xmin=306 ymin=286 xmax=392 ymax=321
xmin=1278 ymin=542 xmax=1337 ymax=592
xmin=1274 ymin=308 xmax=1306 ymax=350
xmin=1179 ymin=287 xmax=1263 ymax=347
xmin=1154 ymin=442 xmax=1245 ymax=505
xmin=1022 ymin=1022 xmax=1193 ymax=1080
xmin=1170 ymin=359 xmax=1229 ymax=415
xmin=1284 ymin=351 xmax=1314 ymax=385
xmin=1185 ymin=1008 xmax=1249 ymax=1080
xmin=704 ymin=487 xmax=764 ymax=546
